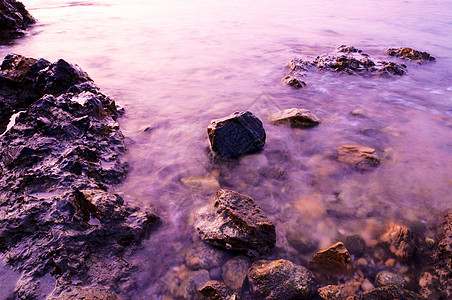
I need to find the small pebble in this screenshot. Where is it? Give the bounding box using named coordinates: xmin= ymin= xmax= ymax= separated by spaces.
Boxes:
xmin=357 ymin=258 xmax=368 ymax=265
xmin=385 ymin=258 xmax=396 ymax=268
xmin=361 ymin=278 xmax=374 ymax=291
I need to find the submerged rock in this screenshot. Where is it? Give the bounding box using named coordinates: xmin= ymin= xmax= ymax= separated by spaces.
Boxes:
xmin=184 ymin=241 xmax=226 ymax=270
xmin=318 ymin=281 xmax=361 ymax=300
xmin=207 ymin=111 xmax=266 ymax=158
xmin=337 ymin=144 xmax=380 ymax=171
xmin=270 ymin=108 xmax=321 ymax=128
xmin=199 ymin=280 xmax=241 ymax=300
xmin=281 ymin=75 xmax=306 ymax=88
xmin=163 ymin=265 xmax=211 ymax=300
xmin=387 ymin=47 xmax=435 ymax=63
xmin=375 ymin=270 xmax=405 ymax=288
xmin=0 ymin=54 xmax=159 ymax=299
xmin=248 ymin=259 xmax=317 ymax=300
xmin=221 ymin=256 xmax=250 ymax=291
xmin=0 ymin=0 xmax=35 ymax=40
xmin=309 ymin=242 xmax=354 ymax=276
xmin=380 ymin=223 xmax=417 ymax=260
xmin=353 ymin=285 xmax=426 ymax=300
xmin=195 ymin=189 xmax=276 ymax=255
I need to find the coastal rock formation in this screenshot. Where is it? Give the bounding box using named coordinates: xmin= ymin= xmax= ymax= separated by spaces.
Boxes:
xmin=387 ymin=47 xmax=435 ymax=63
xmin=0 ymin=0 xmax=35 ymax=40
xmin=207 ymin=111 xmax=266 ymax=158
xmin=248 ymin=259 xmax=317 ymax=300
xmin=0 ymin=54 xmax=159 ymax=299
xmin=270 ymin=108 xmax=321 ymax=128
xmin=337 ymin=144 xmax=380 ymax=171
xmin=195 ymin=189 xmax=276 ymax=255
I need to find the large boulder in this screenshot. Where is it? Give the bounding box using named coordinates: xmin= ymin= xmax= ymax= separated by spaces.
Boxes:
xmin=195 ymin=189 xmax=276 ymax=255
xmin=199 ymin=280 xmax=241 ymax=300
xmin=207 ymin=111 xmax=266 ymax=158
xmin=248 ymin=259 xmax=317 ymax=300
xmin=0 ymin=0 xmax=35 ymax=40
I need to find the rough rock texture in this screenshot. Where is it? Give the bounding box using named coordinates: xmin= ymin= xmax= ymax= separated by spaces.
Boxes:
xmin=221 ymin=256 xmax=250 ymax=291
xmin=207 ymin=111 xmax=266 ymax=158
xmin=0 ymin=54 xmax=159 ymax=299
xmin=380 ymin=223 xmax=417 ymax=260
xmin=419 ymin=211 xmax=452 ymax=299
xmin=353 ymin=285 xmax=426 ymax=300
xmin=199 ymin=280 xmax=241 ymax=300
xmin=375 ymin=270 xmax=405 ymax=288
xmin=270 ymin=108 xmax=321 ymax=128
xmin=387 ymin=47 xmax=435 ymax=63
xmin=281 ymin=75 xmax=306 ymax=88
xmin=309 ymin=242 xmax=354 ymax=276
xmin=248 ymin=259 xmax=317 ymax=300
xmin=318 ymin=281 xmax=361 ymax=300
xmin=195 ymin=189 xmax=276 ymax=255
xmin=337 ymin=145 xmax=380 ymax=171
xmin=0 ymin=0 xmax=35 ymax=40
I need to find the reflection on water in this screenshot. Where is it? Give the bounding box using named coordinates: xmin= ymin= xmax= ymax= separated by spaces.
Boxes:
xmin=1 ymin=0 xmax=452 ymax=298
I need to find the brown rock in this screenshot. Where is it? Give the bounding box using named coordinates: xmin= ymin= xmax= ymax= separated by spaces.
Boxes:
xmin=353 ymin=285 xmax=426 ymax=300
xmin=271 ymin=108 xmax=321 ymax=128
xmin=380 ymin=223 xmax=417 ymax=260
xmin=344 ymin=235 xmax=366 ymax=256
xmin=375 ymin=270 xmax=405 ymax=288
xmin=282 ymin=75 xmax=306 ymax=88
xmin=163 ymin=265 xmax=211 ymax=299
xmin=48 ymin=286 xmax=119 ymax=300
xmin=221 ymin=256 xmax=250 ymax=291
xmin=184 ymin=241 xmax=226 ymax=270
xmin=337 ymin=145 xmax=380 ymax=171
xmin=387 ymin=47 xmax=435 ymax=63
xmin=318 ymin=281 xmax=361 ymax=300
xmin=199 ymin=280 xmax=241 ymax=300
xmin=309 ymin=242 xmax=354 ymax=275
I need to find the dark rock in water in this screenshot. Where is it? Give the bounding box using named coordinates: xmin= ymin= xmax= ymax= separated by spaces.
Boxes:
xmin=387 ymin=47 xmax=435 ymax=63
xmin=309 ymin=242 xmax=354 ymax=276
xmin=163 ymin=265 xmax=211 ymax=300
xmin=380 ymin=223 xmax=417 ymax=260
xmin=344 ymin=235 xmax=366 ymax=256
xmin=318 ymin=281 xmax=361 ymax=300
xmin=207 ymin=111 xmax=266 ymax=158
xmin=375 ymin=270 xmax=406 ymax=288
xmin=0 ymin=54 xmax=159 ymax=299
xmin=337 ymin=144 xmax=380 ymax=171
xmin=195 ymin=189 xmax=276 ymax=255
xmin=248 ymin=259 xmax=317 ymax=300
xmin=199 ymin=280 xmax=241 ymax=300
xmin=419 ymin=211 xmax=452 ymax=299
xmin=352 ymin=285 xmax=426 ymax=300
xmin=281 ymin=75 xmax=306 ymax=88
xmin=270 ymin=108 xmax=321 ymax=128
xmin=0 ymin=0 xmax=35 ymax=41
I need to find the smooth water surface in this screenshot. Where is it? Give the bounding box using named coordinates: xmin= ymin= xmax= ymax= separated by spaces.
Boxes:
xmin=1 ymin=0 xmax=452 ymax=298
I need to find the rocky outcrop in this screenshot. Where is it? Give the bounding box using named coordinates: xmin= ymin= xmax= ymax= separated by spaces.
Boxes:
xmin=380 ymin=223 xmax=417 ymax=261
xmin=207 ymin=111 xmax=266 ymax=158
xmin=0 ymin=0 xmax=35 ymax=40
xmin=337 ymin=144 xmax=380 ymax=171
xmin=248 ymin=259 xmax=317 ymax=300
xmin=195 ymin=189 xmax=276 ymax=255
xmin=387 ymin=47 xmax=435 ymax=63
xmin=309 ymin=242 xmax=354 ymax=276
xmin=270 ymin=108 xmax=321 ymax=128
xmin=0 ymin=54 xmax=159 ymax=299
xmin=353 ymin=285 xmax=426 ymax=300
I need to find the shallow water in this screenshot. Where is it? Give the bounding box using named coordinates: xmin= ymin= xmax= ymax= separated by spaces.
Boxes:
xmin=1 ymin=0 xmax=452 ymax=298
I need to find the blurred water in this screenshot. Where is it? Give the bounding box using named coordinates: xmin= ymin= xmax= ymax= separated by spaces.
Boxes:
xmin=1 ymin=0 xmax=452 ymax=298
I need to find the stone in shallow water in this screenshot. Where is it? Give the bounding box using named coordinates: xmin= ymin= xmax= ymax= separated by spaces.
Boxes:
xmin=309 ymin=242 xmax=354 ymax=275
xmin=207 ymin=111 xmax=266 ymax=158
xmin=337 ymin=144 xmax=380 ymax=171
xmin=375 ymin=270 xmax=405 ymax=288
xmin=387 ymin=47 xmax=435 ymax=63
xmin=195 ymin=189 xmax=276 ymax=255
xmin=221 ymin=256 xmax=250 ymax=291
xmin=271 ymin=108 xmax=321 ymax=128
xmin=248 ymin=259 xmax=317 ymax=300
xmin=380 ymin=223 xmax=417 ymax=261
xmin=281 ymin=75 xmax=306 ymax=88
xmin=199 ymin=280 xmax=241 ymax=300
xmin=352 ymin=285 xmax=426 ymax=300
xmin=184 ymin=241 xmax=226 ymax=270
xmin=318 ymin=281 xmax=361 ymax=300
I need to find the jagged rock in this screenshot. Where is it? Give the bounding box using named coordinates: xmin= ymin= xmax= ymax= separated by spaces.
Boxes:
xmin=199 ymin=280 xmax=241 ymax=300
xmin=353 ymin=285 xmax=426 ymax=300
xmin=309 ymin=242 xmax=354 ymax=275
xmin=270 ymin=108 xmax=321 ymax=128
xmin=184 ymin=241 xmax=226 ymax=270
xmin=375 ymin=270 xmax=405 ymax=288
xmin=248 ymin=259 xmax=317 ymax=300
xmin=318 ymin=281 xmax=361 ymax=300
xmin=380 ymin=223 xmax=417 ymax=260
xmin=387 ymin=47 xmax=435 ymax=63
xmin=195 ymin=189 xmax=276 ymax=255
xmin=0 ymin=0 xmax=35 ymax=40
xmin=337 ymin=144 xmax=380 ymax=171
xmin=0 ymin=54 xmax=159 ymax=299
xmin=207 ymin=111 xmax=266 ymax=158
xmin=221 ymin=256 xmax=250 ymax=291
xmin=281 ymin=75 xmax=306 ymax=88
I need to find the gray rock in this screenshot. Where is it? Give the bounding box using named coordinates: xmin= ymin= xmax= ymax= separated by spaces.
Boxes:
xmin=375 ymin=270 xmax=405 ymax=288
xmin=271 ymin=108 xmax=321 ymax=128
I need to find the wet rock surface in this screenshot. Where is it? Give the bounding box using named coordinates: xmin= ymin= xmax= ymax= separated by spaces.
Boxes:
xmin=195 ymin=189 xmax=276 ymax=255
xmin=353 ymin=285 xmax=426 ymax=300
xmin=184 ymin=241 xmax=226 ymax=270
xmin=309 ymin=242 xmax=354 ymax=276
xmin=270 ymin=108 xmax=321 ymax=128
xmin=199 ymin=280 xmax=241 ymax=300
xmin=337 ymin=144 xmax=380 ymax=171
xmin=380 ymin=223 xmax=417 ymax=260
xmin=387 ymin=47 xmax=435 ymax=63
xmin=0 ymin=54 xmax=159 ymax=299
xmin=281 ymin=74 xmax=306 ymax=88
xmin=208 ymin=111 xmax=266 ymax=158
xmin=163 ymin=265 xmax=211 ymax=300
xmin=248 ymin=259 xmax=317 ymax=300
xmin=0 ymin=0 xmax=35 ymax=41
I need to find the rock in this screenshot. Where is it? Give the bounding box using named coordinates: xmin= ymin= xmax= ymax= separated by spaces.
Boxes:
xmin=351 ymin=108 xmax=365 ymax=116
xmin=309 ymin=242 xmax=354 ymax=275
xmin=199 ymin=280 xmax=241 ymax=300
xmin=195 ymin=189 xmax=276 ymax=255
xmin=221 ymin=256 xmax=250 ymax=291
xmin=0 ymin=0 xmax=35 ymax=40
xmin=164 ymin=265 xmax=211 ymax=300
xmin=387 ymin=47 xmax=435 ymax=63
xmin=318 ymin=281 xmax=361 ymax=300
xmin=360 ymin=279 xmax=375 ymax=291
xmin=353 ymin=285 xmax=426 ymax=300
xmin=181 ymin=175 xmax=220 ymax=192
xmin=282 ymin=75 xmax=306 ymax=88
xmin=184 ymin=241 xmax=226 ymax=270
xmin=375 ymin=270 xmax=405 ymax=288
xmin=0 ymin=54 xmax=159 ymax=299
xmin=270 ymin=108 xmax=321 ymax=128
xmin=344 ymin=235 xmax=366 ymax=256
xmin=248 ymin=259 xmax=317 ymax=300
xmin=337 ymin=144 xmax=380 ymax=171
xmin=286 ymin=228 xmax=319 ymax=253
xmin=48 ymin=286 xmax=119 ymax=300
xmin=380 ymin=223 xmax=417 ymax=260
xmin=207 ymin=111 xmax=266 ymax=158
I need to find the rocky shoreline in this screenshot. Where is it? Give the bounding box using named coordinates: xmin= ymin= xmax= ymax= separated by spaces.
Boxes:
xmin=0 ymin=0 xmax=35 ymax=42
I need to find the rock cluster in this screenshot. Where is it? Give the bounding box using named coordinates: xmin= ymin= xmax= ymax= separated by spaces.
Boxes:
xmin=0 ymin=54 xmax=159 ymax=299
xmin=0 ymin=0 xmax=35 ymax=40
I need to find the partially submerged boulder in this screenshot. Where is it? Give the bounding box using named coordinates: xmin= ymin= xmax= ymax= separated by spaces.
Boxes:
xmin=248 ymin=259 xmax=317 ymax=300
xmin=337 ymin=144 xmax=380 ymax=171
xmin=380 ymin=223 xmax=417 ymax=261
xmin=207 ymin=111 xmax=266 ymax=158
xmin=309 ymin=242 xmax=354 ymax=276
xmin=271 ymin=108 xmax=321 ymax=128
xmin=387 ymin=47 xmax=435 ymax=63
xmin=0 ymin=0 xmax=36 ymax=40
xmin=195 ymin=189 xmax=276 ymax=255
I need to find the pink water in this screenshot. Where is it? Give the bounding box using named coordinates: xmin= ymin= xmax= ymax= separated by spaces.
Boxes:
xmin=1 ymin=0 xmax=452 ymax=298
